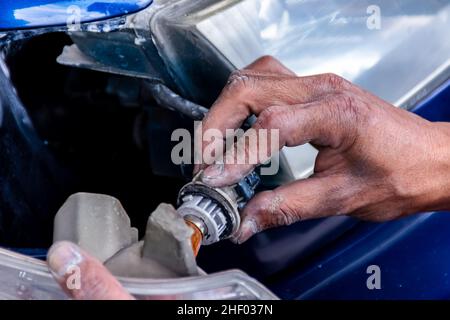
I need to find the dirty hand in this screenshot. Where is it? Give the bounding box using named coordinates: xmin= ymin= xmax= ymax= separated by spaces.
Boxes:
xmin=47 ymin=241 xmax=134 ymax=300
xmin=198 ymin=56 xmax=450 ymax=243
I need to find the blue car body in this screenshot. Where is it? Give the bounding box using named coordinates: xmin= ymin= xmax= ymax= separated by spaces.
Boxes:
xmin=2 ymin=0 xmax=450 ymax=300
xmin=0 ymin=0 xmax=152 ymax=30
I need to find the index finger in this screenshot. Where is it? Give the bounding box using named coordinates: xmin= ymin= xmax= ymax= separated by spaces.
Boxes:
xmin=197 ymin=69 xmax=355 ymax=172
xmin=202 ymin=93 xmax=360 ymax=187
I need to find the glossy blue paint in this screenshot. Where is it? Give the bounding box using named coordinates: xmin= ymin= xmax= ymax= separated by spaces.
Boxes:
xmin=270 ymin=79 xmax=450 ymax=300
xmin=0 ymin=0 xmax=152 ymax=31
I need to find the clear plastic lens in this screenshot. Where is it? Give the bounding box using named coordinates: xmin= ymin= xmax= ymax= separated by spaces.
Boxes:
xmin=194 ymin=0 xmax=450 ymax=107
xmin=0 ymin=248 xmax=277 ymax=300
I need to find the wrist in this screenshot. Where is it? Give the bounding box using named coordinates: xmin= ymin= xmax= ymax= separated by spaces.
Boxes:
xmin=405 ymin=122 xmax=450 ymax=213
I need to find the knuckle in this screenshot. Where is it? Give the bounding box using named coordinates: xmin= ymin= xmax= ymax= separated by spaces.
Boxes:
xmin=226 ymin=70 xmax=254 ymax=93
xmin=247 ymin=55 xmax=295 ymax=75
xmin=255 ymin=55 xmax=278 ymax=67
xmin=246 ymin=190 xmax=300 ymax=229
xmin=228 ymin=70 xmax=244 ymax=81
xmin=263 ymin=190 xmax=299 ymax=227
xmin=320 ymin=93 xmax=362 ymax=147
xmin=276 ymin=206 xmax=299 ymax=226
xmin=322 ymin=73 xmax=349 ymax=90
xmin=256 ymin=106 xmax=284 ymax=129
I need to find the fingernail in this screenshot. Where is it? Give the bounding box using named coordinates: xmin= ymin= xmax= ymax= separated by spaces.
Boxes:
xmin=233 ymin=219 xmax=260 ymax=244
xmin=47 ymin=242 xmax=83 ymax=279
xmin=202 ymin=163 xmax=225 ymax=182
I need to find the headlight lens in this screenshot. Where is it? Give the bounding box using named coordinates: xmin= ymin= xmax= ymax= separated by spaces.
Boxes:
xmin=0 ymin=248 xmax=277 ymax=299
xmin=195 ymin=0 xmax=450 ymax=108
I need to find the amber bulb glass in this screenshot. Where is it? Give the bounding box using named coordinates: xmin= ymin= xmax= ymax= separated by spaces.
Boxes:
xmin=185 ymin=220 xmax=203 ymax=256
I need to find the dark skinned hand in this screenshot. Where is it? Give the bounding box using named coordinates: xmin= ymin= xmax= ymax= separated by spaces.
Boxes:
xmin=197 ymin=56 xmax=450 ymax=243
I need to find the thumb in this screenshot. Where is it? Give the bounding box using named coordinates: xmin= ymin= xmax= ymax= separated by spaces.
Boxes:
xmin=47 ymin=241 xmax=134 ymax=300
xmin=232 ymin=175 xmax=352 ymax=243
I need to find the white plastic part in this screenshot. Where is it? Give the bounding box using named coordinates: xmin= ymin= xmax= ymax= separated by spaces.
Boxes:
xmin=0 ymin=248 xmax=278 ymax=300
xmin=178 ymin=195 xmax=225 ymax=245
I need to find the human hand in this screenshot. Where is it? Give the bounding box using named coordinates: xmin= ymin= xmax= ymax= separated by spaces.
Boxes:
xmin=198 ymin=56 xmax=450 ymax=243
